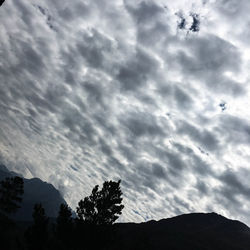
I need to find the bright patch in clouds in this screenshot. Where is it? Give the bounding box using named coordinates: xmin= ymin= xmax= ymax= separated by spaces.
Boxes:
xmin=1 ymin=0 xmax=250 ymax=224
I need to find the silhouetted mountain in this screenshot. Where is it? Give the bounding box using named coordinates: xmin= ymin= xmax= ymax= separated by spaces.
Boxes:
xmin=0 ymin=164 xmax=66 ymax=220
xmin=113 ymin=213 xmax=250 ymax=250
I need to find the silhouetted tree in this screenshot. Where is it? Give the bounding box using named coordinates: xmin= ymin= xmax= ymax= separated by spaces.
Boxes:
xmin=77 ymin=180 xmax=124 ymax=225
xmin=0 ymin=176 xmax=24 ymax=214
xmin=55 ymin=203 xmax=73 ymax=249
xmin=75 ymin=180 xmax=124 ymax=250
xmin=0 ymin=0 xmax=5 ymax=7
xmin=25 ymin=203 xmax=49 ymax=250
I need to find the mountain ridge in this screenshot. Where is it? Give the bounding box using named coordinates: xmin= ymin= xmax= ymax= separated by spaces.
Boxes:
xmin=113 ymin=212 xmax=250 ymax=250
xmin=0 ymin=164 xmax=66 ymax=220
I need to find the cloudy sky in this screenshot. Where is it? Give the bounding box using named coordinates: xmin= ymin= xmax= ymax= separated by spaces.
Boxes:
xmin=1 ymin=0 xmax=250 ymax=224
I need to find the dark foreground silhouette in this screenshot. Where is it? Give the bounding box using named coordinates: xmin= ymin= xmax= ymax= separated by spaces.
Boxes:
xmin=0 ymin=0 xmax=5 ymax=7
xmin=1 ymin=165 xmax=250 ymax=250
xmin=1 ymin=211 xmax=250 ymax=250
xmin=113 ymin=212 xmax=250 ymax=250
xmin=0 ymin=164 xmax=66 ymax=220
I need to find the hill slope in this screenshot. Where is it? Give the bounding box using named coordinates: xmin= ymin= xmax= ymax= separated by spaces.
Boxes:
xmin=0 ymin=164 xmax=66 ymax=220
xmin=113 ymin=213 xmax=250 ymax=250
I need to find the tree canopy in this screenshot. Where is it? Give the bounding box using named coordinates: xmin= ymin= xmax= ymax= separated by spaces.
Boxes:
xmin=0 ymin=176 xmax=24 ymax=214
xmin=25 ymin=203 xmax=49 ymax=250
xmin=76 ymin=180 xmax=124 ymax=225
xmin=56 ymin=203 xmax=73 ymax=248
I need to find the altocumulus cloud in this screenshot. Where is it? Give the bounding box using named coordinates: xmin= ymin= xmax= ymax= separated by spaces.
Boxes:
xmin=1 ymin=0 xmax=250 ymax=224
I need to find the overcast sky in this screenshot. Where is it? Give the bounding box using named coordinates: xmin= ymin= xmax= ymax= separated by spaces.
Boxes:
xmin=1 ymin=0 xmax=250 ymax=224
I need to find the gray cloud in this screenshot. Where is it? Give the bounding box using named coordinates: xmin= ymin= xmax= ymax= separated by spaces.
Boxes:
xmin=1 ymin=0 xmax=250 ymax=225
xmin=177 ymin=121 xmax=220 ymax=152
xmin=175 ymin=34 xmax=245 ymax=96
xmin=217 ymin=115 xmax=250 ymax=145
xmin=120 ymin=110 xmax=165 ymax=138
xmin=117 ymin=47 xmax=160 ymax=91
xmin=174 ymin=86 xmax=194 ymax=109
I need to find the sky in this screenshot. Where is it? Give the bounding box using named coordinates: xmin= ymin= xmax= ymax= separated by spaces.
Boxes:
xmin=1 ymin=0 xmax=250 ymax=225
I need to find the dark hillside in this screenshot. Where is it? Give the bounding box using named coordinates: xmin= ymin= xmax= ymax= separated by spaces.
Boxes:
xmin=113 ymin=213 xmax=250 ymax=250
xmin=0 ymin=164 xmax=66 ymax=220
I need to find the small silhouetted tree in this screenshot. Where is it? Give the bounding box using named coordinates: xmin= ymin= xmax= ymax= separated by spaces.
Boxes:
xmin=76 ymin=180 xmax=124 ymax=225
xmin=25 ymin=203 xmax=49 ymax=250
xmin=0 ymin=176 xmax=24 ymax=214
xmin=55 ymin=203 xmax=73 ymax=249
